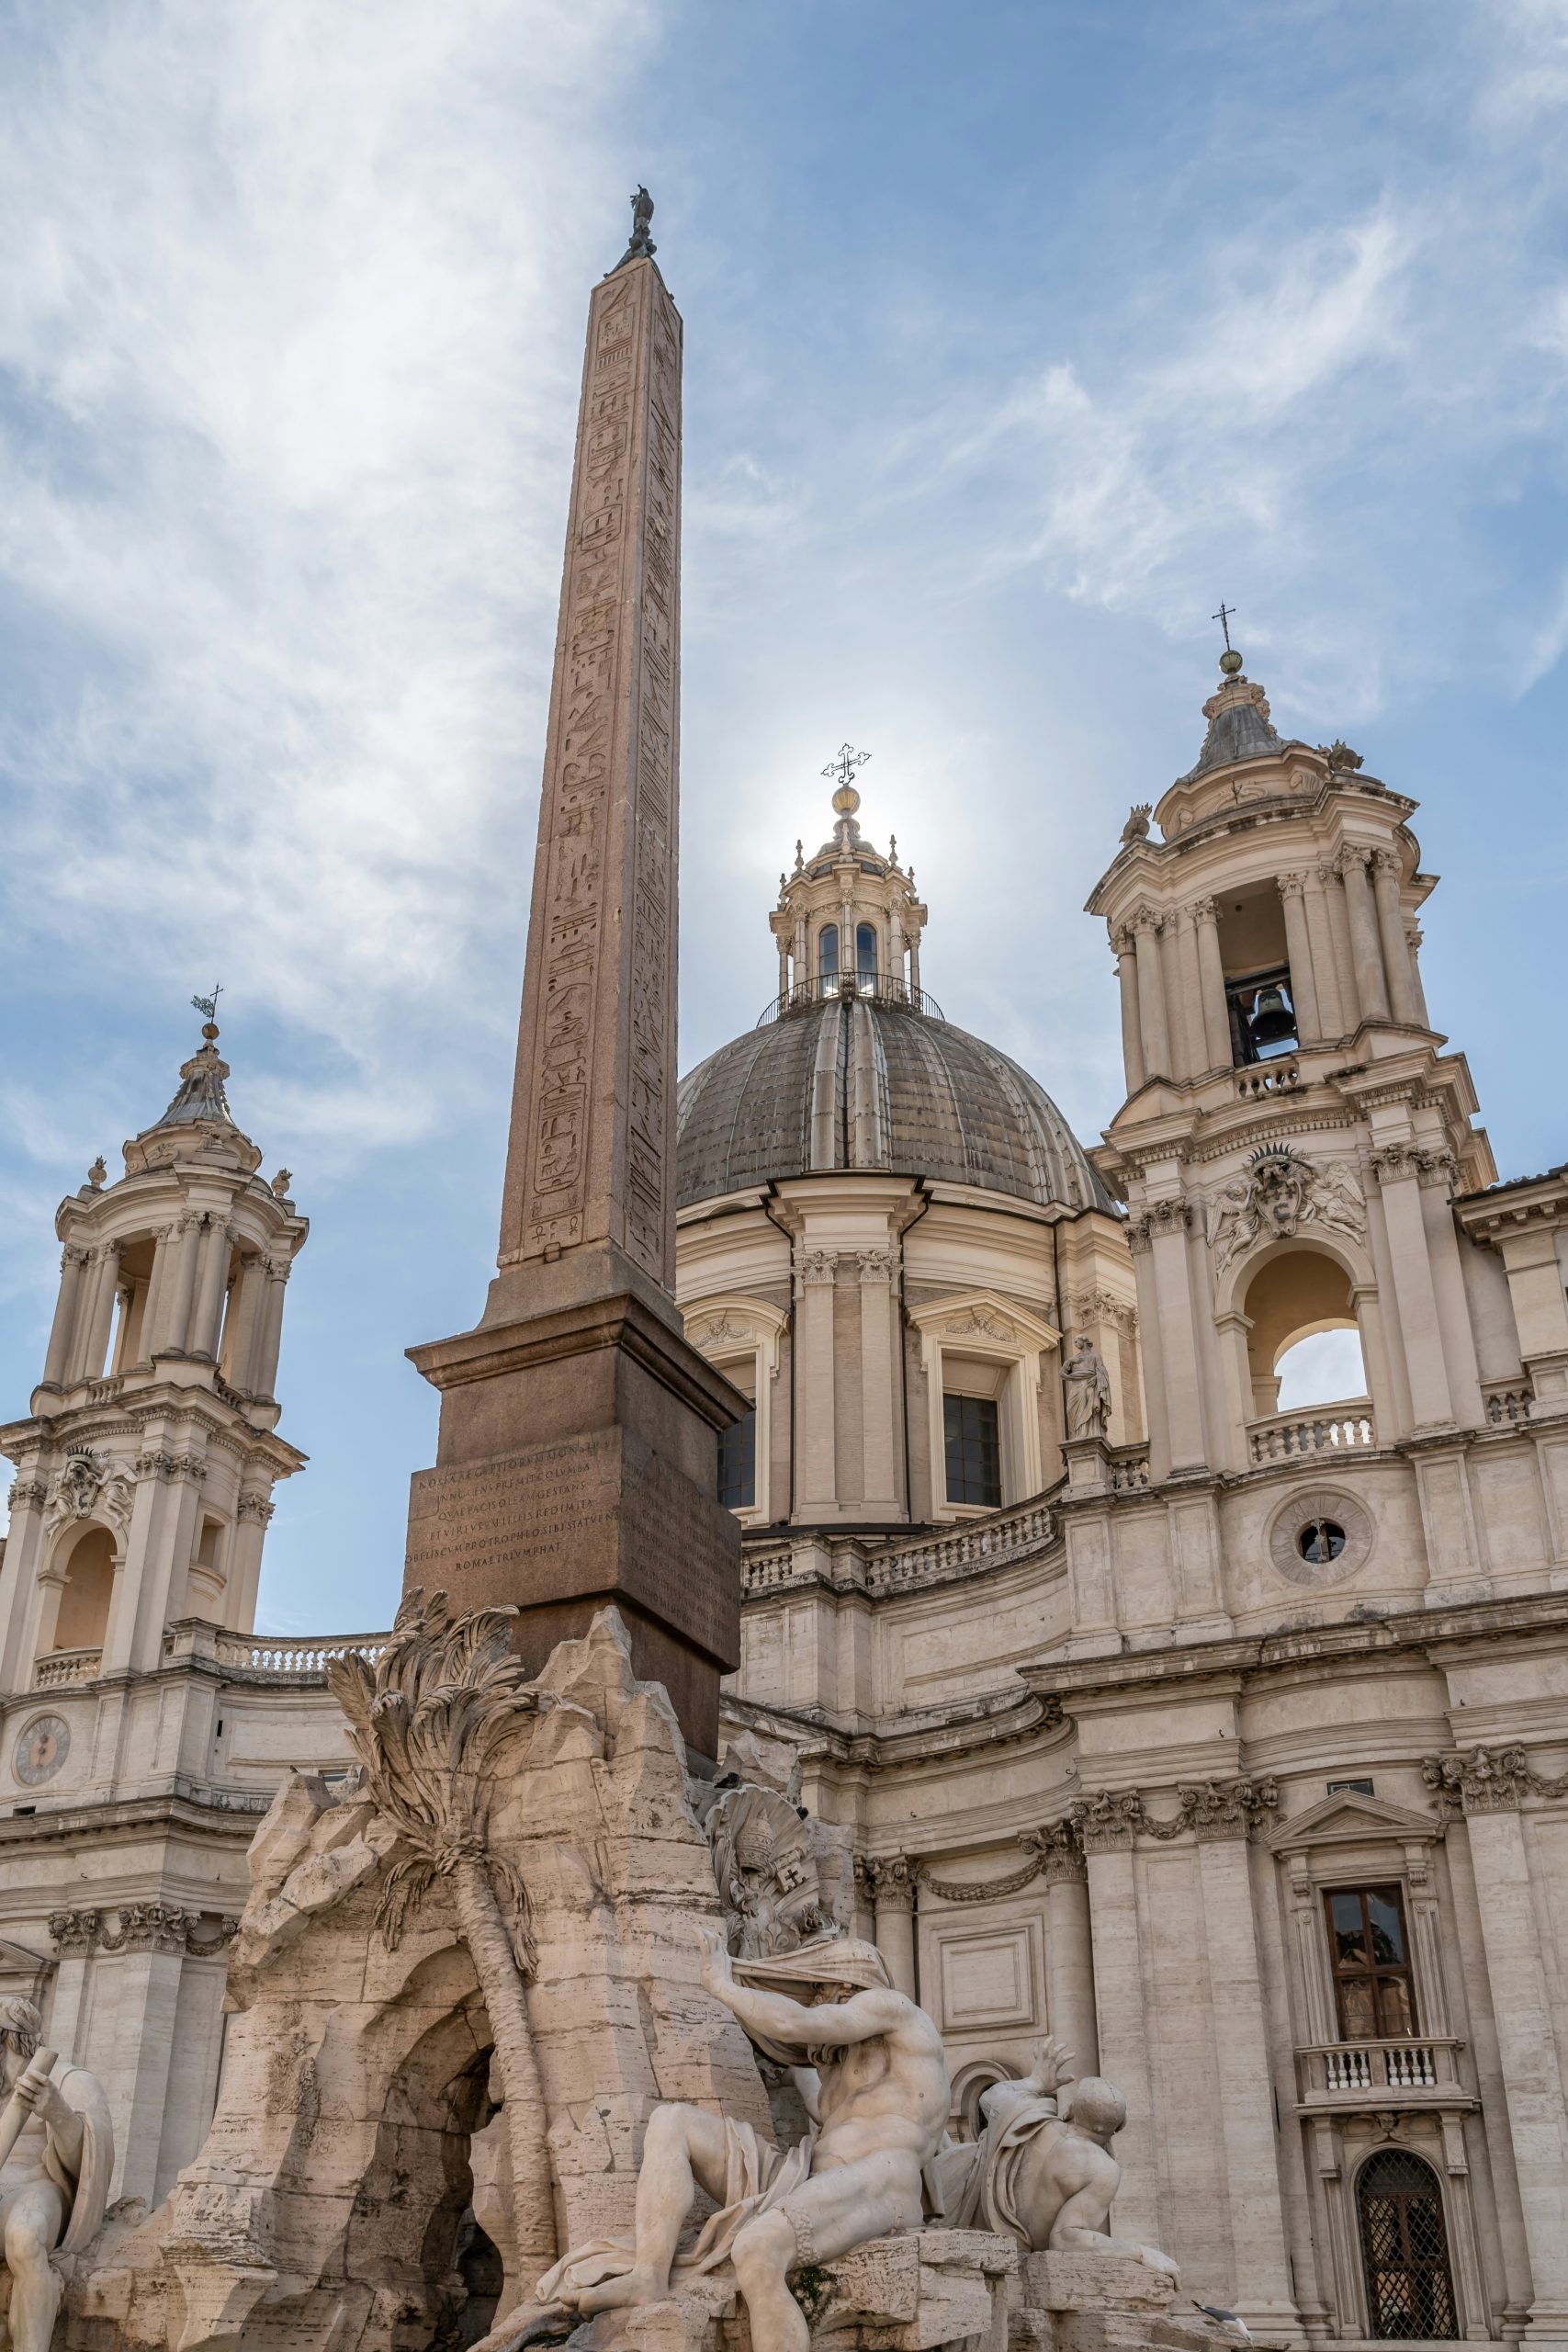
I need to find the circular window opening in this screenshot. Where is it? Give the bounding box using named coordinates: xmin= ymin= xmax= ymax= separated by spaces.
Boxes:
xmin=1298 ymin=1517 xmax=1348 ymax=1565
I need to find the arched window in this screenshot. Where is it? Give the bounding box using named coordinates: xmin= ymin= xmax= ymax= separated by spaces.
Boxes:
xmin=818 ymin=924 xmax=840 ymax=982
xmin=1358 ymin=2150 xmax=1458 ymax=2339
xmin=52 ymin=1523 xmax=115 ymax=1655
xmin=856 ymin=922 xmax=876 ymax=984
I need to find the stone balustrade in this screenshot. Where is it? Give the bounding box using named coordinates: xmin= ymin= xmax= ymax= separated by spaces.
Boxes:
xmin=1295 ymin=2034 xmax=1468 ymax=2108
xmin=1247 ymin=1400 xmax=1375 ymax=1465
xmin=741 ymin=1498 xmax=1060 ymax=1598
xmin=1482 ymin=1379 xmax=1534 ymax=1428
xmin=161 ymin=1624 xmax=390 ymax=1679
xmin=1235 ymin=1061 xmax=1300 ymax=1100
xmin=33 ymin=1645 xmax=104 ymax=1690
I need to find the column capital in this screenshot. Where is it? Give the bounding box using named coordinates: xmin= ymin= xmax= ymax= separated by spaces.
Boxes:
xmin=1371 ymin=845 xmax=1402 ymax=876
xmin=1189 ymin=894 xmax=1218 ymax=924
xmin=1336 ymin=842 xmax=1373 ymax=878
xmin=1277 ymin=870 xmax=1307 ymax=900
xmin=1128 ymin=900 xmax=1165 ymax=935
xmin=795 ymin=1249 xmax=839 ymax=1291
xmin=60 ymin=1241 xmax=92 ymax=1271
xmin=1424 ymin=1745 xmax=1568 ymax=1817
xmin=1111 ymin=924 xmax=1137 ymax=956
xmin=864 ymin=1853 xmax=917 ymax=1909
xmin=857 ymin=1246 xmax=898 ymax=1285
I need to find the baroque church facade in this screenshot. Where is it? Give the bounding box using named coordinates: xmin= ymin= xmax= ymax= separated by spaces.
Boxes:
xmin=3 ymin=637 xmax=1568 ymax=2346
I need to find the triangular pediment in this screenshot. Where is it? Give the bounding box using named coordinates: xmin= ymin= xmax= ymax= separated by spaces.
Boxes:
xmin=1267 ymin=1788 xmax=1442 ymax=1854
xmin=0 ymin=1934 xmax=53 ymax=1996
xmin=908 ymin=1288 xmax=1061 ymax=1354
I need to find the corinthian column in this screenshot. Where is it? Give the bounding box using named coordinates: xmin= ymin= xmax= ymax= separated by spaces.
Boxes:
xmin=1132 ymin=909 xmax=1171 ymax=1077
xmin=1303 ymin=866 xmax=1345 ymax=1036
xmin=1277 ymin=873 xmax=1321 ymax=1042
xmin=1371 ymin=849 xmax=1420 ymax=1024
xmin=1113 ymin=930 xmax=1145 ymax=1093
xmin=867 ymin=1856 xmax=918 ymax=1998
xmin=41 ymin=1243 xmax=90 ymax=1387
xmin=1339 ymin=847 xmax=1390 ymax=1021
xmin=1190 ymin=897 xmax=1231 ymax=1071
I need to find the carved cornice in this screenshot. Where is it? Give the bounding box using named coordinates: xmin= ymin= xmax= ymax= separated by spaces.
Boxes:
xmin=1422 ymin=1747 xmax=1568 ymax=1818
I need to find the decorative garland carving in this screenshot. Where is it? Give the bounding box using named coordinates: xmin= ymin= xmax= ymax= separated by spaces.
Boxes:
xmin=49 ymin=1905 xmax=239 ymax=1957
xmin=1073 ymin=1778 xmax=1280 ymax=1849
xmin=1422 ymin=1747 xmax=1568 ymax=1817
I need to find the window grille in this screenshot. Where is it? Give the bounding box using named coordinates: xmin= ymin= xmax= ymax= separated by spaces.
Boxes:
xmin=1358 ymin=2150 xmax=1458 ymax=2339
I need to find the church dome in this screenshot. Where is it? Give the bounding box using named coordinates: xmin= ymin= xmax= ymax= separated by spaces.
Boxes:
xmin=677 ymin=990 xmax=1113 ymax=1213
xmin=678 ymin=748 xmax=1109 ymax=1214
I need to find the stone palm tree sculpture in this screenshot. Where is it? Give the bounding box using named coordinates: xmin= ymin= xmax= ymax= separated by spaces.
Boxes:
xmin=327 ymin=1588 xmax=556 ymax=2284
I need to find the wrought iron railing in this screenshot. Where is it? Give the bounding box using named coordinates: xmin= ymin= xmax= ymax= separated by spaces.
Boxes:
xmin=757 ymin=971 xmax=944 ymax=1025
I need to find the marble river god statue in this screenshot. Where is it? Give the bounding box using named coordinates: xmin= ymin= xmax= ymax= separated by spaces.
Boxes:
xmin=538 ymin=1928 xmax=951 ymax=2352
xmin=951 ymin=2034 xmax=1177 ymax=2274
xmin=0 ymin=1996 xmax=113 ymax=2352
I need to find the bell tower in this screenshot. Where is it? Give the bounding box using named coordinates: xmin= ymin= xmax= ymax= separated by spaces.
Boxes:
xmin=0 ymin=1010 xmax=307 ymax=1695
xmin=1087 ymin=635 xmax=1502 ymax=1609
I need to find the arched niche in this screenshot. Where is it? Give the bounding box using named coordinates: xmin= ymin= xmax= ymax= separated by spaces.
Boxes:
xmin=51 ymin=1522 xmax=116 ymax=1655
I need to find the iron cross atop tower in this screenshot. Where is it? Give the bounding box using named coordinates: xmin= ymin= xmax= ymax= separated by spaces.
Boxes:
xmin=823 ymin=742 xmax=871 ymax=807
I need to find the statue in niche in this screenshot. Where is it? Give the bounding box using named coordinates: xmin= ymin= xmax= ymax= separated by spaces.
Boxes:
xmin=948 ymin=2035 xmax=1176 ymax=2276
xmin=0 ymin=1997 xmax=114 ymax=2352
xmin=1063 ymin=1334 xmax=1111 ymax=1441
xmin=536 ymin=1930 xmax=950 ymax=2352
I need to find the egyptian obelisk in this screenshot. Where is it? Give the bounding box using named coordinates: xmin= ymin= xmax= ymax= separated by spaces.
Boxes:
xmin=404 ymin=192 xmax=744 ymax=1758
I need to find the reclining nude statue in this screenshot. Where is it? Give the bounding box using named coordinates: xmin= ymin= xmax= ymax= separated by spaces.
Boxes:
xmin=0 ymin=1996 xmax=113 ymax=2352
xmin=951 ymin=2034 xmax=1176 ymax=2275
xmin=537 ymin=1928 xmax=951 ymax=2352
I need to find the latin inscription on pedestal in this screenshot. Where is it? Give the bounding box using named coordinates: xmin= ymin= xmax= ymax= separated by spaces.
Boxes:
xmin=405 ymin=1426 xmax=737 ymax=1667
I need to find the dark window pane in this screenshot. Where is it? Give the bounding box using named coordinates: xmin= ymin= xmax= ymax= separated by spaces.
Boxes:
xmin=1330 ymin=1891 xmax=1369 ymax=1958
xmin=1368 ymin=1891 xmax=1405 ymax=1962
xmin=717 ymin=1408 xmax=756 ymax=1510
xmin=856 ymin=923 xmax=876 ymax=976
xmin=943 ymin=1393 xmax=1002 ymax=1509
xmin=819 ymin=925 xmax=839 ymax=978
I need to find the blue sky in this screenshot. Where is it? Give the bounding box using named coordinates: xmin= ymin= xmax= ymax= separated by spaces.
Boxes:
xmin=2 ymin=0 xmax=1566 ymax=1633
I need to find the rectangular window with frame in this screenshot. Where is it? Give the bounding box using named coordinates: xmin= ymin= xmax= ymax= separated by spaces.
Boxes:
xmin=717 ymin=1407 xmax=756 ymax=1511
xmin=1325 ymin=1884 xmax=1417 ymax=2038
xmin=943 ymin=1392 xmax=1001 ymax=1509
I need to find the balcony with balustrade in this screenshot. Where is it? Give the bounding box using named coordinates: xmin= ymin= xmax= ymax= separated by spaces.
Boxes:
xmin=1247 ymin=1399 xmax=1375 ymax=1467
xmin=1294 ymin=2035 xmax=1476 ymax=2119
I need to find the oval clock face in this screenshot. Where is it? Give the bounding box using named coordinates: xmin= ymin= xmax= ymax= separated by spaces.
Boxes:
xmin=14 ymin=1713 xmax=70 ymax=1788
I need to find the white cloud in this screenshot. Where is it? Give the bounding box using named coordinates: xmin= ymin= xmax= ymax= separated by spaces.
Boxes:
xmin=0 ymin=0 xmax=660 ymax=1148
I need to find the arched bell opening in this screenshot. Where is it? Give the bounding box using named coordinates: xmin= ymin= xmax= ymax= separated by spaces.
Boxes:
xmin=1356 ymin=2146 xmax=1459 ymax=2340
xmin=50 ymin=1522 xmax=115 ymax=1657
xmin=1241 ymin=1246 xmax=1370 ymax=1419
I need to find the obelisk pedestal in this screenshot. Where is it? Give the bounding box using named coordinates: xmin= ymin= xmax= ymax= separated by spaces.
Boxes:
xmin=404 ymin=206 xmax=745 ymax=1759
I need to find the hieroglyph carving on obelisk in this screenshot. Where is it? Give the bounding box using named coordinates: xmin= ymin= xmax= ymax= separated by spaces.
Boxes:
xmin=497 ymin=250 xmax=682 ymax=1294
